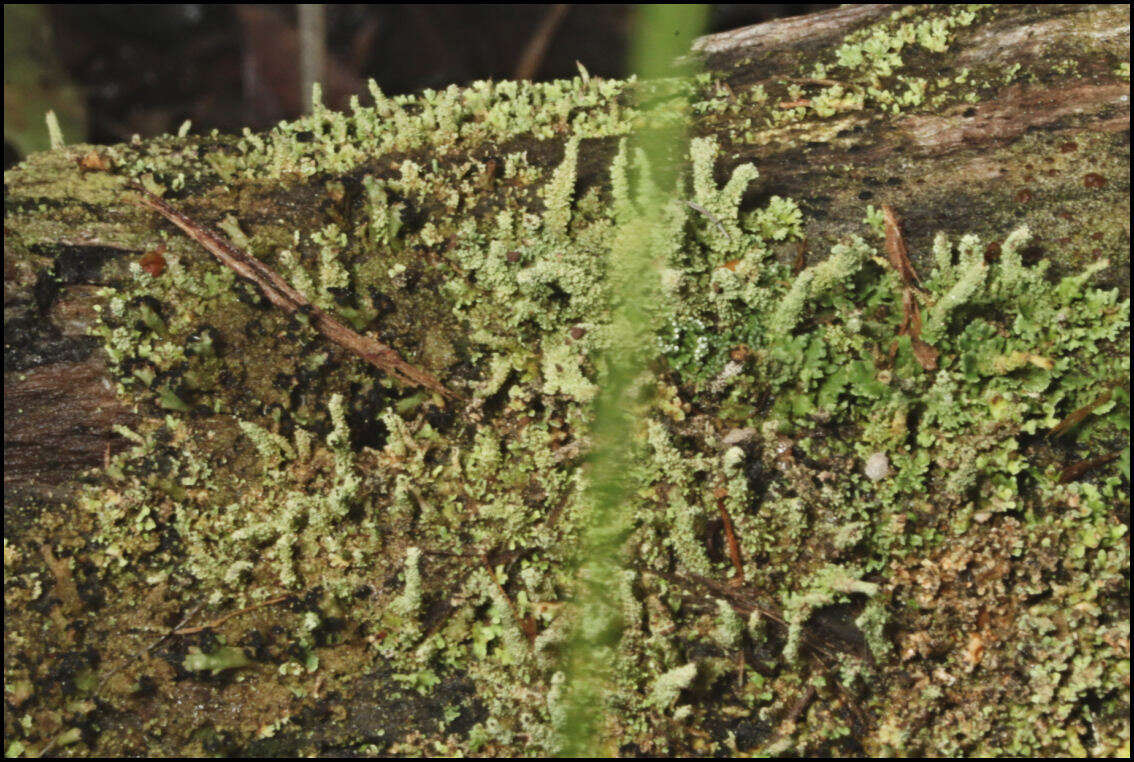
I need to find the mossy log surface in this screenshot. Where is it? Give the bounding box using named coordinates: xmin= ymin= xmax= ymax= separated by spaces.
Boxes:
xmin=4 ymin=5 xmax=1129 ymax=757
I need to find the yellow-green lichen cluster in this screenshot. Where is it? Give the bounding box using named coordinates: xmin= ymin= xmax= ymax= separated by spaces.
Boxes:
xmin=74 ymin=115 xmax=1129 ymax=754
xmin=4 ymin=4 xmax=1128 ymax=757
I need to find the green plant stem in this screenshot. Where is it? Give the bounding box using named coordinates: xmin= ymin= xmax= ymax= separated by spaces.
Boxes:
xmin=557 ymin=5 xmax=708 ymax=756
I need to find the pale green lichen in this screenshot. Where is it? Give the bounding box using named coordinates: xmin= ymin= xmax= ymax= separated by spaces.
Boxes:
xmin=746 ymin=195 xmax=803 ymax=243
xmin=183 ymin=646 xmax=252 ymax=674
xmin=540 ymin=338 xmax=597 ymax=402
xmin=926 ymin=245 xmax=987 ymax=339
xmin=542 ymin=136 xmax=580 ymax=238
xmin=713 ymin=599 xmax=744 ymax=648
xmin=783 ymin=566 xmax=879 ymax=664
xmin=391 ymin=547 xmax=423 ymax=619
xmin=689 ymin=136 xmax=759 ymax=251
xmin=15 ymin=5 xmax=1124 ymax=755
xmin=647 ymin=662 xmax=698 ymax=710
xmin=238 ymin=419 xmax=297 ymax=468
xmin=769 ymin=236 xmax=870 ymax=335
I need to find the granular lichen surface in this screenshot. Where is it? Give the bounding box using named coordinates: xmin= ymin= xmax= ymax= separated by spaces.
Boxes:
xmin=3 ymin=5 xmax=1129 ymax=757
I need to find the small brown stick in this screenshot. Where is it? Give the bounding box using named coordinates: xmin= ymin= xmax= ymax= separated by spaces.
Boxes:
xmin=130 ymin=189 xmax=459 ymax=400
xmin=513 ymin=4 xmax=570 ymax=81
xmin=650 ymin=568 xmax=842 ymax=662
xmin=785 ymin=77 xmax=843 ymax=88
xmin=881 ymin=204 xmax=921 ymax=288
xmin=173 ymin=593 xmax=295 ymax=635
xmin=650 ymin=567 xmax=872 ymax=738
xmin=483 ymin=556 xmax=537 ymax=642
xmin=1059 ymin=451 xmax=1120 ymax=483
xmin=883 ymin=205 xmax=939 ymax=370
xmin=648 ymin=568 xmax=783 ymax=626
xmin=712 ymin=486 xmax=745 ymax=584
xmin=792 ymin=238 xmax=807 ymax=275
xmin=785 ymin=684 xmax=817 ymax=726
xmin=764 ymin=684 xmax=817 ymax=750
xmin=1049 ymin=386 xmax=1114 ymax=439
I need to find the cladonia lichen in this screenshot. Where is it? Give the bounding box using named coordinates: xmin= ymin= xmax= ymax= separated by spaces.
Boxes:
xmin=5 ymin=4 xmax=1128 ymax=757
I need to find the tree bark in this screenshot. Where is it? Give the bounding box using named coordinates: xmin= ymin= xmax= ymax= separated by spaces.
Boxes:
xmin=4 ymin=4 xmax=1128 ymax=757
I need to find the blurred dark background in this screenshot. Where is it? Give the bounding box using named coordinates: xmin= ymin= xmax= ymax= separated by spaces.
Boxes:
xmin=4 ymin=4 xmax=836 ymax=168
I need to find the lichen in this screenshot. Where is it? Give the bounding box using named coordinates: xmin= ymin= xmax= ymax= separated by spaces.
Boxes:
xmin=3 ymin=3 xmax=1128 ymax=757
xmin=65 ymin=120 xmax=1128 ymax=751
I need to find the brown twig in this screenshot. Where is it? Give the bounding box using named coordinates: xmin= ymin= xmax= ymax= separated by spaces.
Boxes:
xmin=1059 ymin=451 xmax=1120 ymax=483
xmin=763 ymin=684 xmax=817 ymax=750
xmin=713 ymin=486 xmax=745 ymax=583
xmin=785 ymin=76 xmax=843 ymax=88
xmin=1049 ymin=386 xmax=1114 ymax=439
xmin=654 ymin=567 xmax=874 ymax=742
xmin=881 ymin=204 xmax=921 ymax=288
xmin=793 ymin=238 xmax=808 ymax=275
xmin=883 ymin=204 xmax=938 ymax=371
xmin=648 ymin=568 xmax=843 ymax=664
xmin=130 ymin=188 xmax=459 ymax=400
xmin=483 ymin=556 xmax=538 ymax=642
xmin=513 ymin=4 xmax=570 ymax=81
xmin=173 ymin=593 xmax=295 ymax=635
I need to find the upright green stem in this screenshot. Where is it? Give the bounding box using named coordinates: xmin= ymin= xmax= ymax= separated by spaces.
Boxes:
xmin=557 ymin=6 xmax=707 ymax=756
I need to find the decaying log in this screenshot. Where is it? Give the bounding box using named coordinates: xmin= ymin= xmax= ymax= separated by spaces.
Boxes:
xmin=4 ymin=4 xmax=1128 ymax=757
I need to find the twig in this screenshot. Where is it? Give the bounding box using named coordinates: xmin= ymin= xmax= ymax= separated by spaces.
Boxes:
xmin=881 ymin=204 xmax=921 ymax=288
xmin=647 ymin=568 xmax=782 ymax=626
xmin=173 ymin=593 xmax=295 ymax=635
xmin=793 ymin=238 xmax=807 ymax=275
xmin=712 ymin=487 xmax=745 ymax=583
xmin=513 ymin=5 xmax=570 ymax=81
xmin=1059 ymin=451 xmax=1120 ymax=483
xmin=785 ymin=76 xmax=842 ymax=88
xmin=130 ymin=189 xmax=459 ymax=400
xmin=684 ymin=200 xmax=731 ymax=240
xmin=1049 ymin=385 xmax=1115 ymax=439
xmin=785 ymin=684 xmax=817 ymax=725
xmin=483 ymin=556 xmax=537 ymax=642
xmin=883 ymin=204 xmax=939 ymax=371
xmin=648 ymin=568 xmax=842 ymax=663
xmin=762 ymin=684 xmax=816 ymax=751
